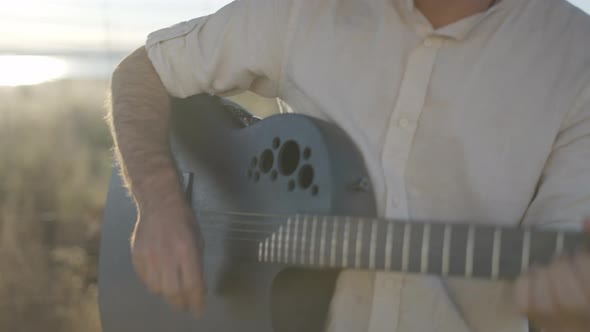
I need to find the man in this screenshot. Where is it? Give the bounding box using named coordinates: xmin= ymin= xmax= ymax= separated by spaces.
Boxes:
xmin=108 ymin=0 xmax=590 ymax=331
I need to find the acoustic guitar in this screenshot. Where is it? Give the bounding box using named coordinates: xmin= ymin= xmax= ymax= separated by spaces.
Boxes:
xmin=98 ymin=94 xmax=588 ymax=332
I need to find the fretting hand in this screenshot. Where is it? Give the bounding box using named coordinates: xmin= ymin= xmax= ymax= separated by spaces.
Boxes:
xmin=515 ymin=220 xmax=590 ymax=332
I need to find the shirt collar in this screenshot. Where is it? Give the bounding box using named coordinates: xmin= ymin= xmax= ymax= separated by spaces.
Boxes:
xmin=397 ymin=0 xmax=514 ymax=41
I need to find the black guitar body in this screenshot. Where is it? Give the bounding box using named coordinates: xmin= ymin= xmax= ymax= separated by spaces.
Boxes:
xmin=98 ymin=94 xmax=378 ymax=332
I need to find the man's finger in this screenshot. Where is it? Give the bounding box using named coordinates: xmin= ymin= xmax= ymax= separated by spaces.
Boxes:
xmin=161 ymin=263 xmax=181 ymax=297
xmin=548 ymin=257 xmax=590 ymax=317
xmin=167 ymin=293 xmax=187 ymax=311
xmin=572 ymin=251 xmax=590 ymax=303
xmin=180 ymin=255 xmax=207 ymax=317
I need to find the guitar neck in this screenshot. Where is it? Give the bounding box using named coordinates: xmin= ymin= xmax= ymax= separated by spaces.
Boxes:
xmin=251 ymin=215 xmax=588 ymax=280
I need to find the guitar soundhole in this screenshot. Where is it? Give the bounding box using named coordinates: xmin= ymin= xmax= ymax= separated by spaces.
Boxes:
xmin=279 ymin=140 xmax=300 ymax=176
xmin=259 ymin=149 xmax=274 ymax=173
xmin=303 ymin=147 xmax=311 ymax=160
xmin=272 ymin=137 xmax=281 ymax=149
xmin=288 ymin=180 xmax=295 ymax=191
xmin=311 ymin=185 xmax=319 ymax=196
xmin=298 ymin=165 xmax=314 ymax=189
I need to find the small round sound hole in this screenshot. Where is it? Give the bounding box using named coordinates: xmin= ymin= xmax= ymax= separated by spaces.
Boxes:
xmin=259 ymin=149 xmax=274 ymax=173
xmin=311 ymin=185 xmax=319 ymax=196
xmin=272 ymin=137 xmax=281 ymax=149
xmin=303 ymin=147 xmax=312 ymax=160
xmin=298 ymin=165 xmax=314 ymax=189
xmin=279 ymin=140 xmax=300 ymax=176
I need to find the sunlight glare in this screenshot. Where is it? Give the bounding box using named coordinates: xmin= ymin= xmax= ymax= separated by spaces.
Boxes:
xmin=0 ymin=55 xmax=67 ymax=86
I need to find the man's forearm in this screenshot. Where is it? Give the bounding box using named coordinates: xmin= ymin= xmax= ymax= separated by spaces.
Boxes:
xmin=108 ymin=46 xmax=185 ymax=212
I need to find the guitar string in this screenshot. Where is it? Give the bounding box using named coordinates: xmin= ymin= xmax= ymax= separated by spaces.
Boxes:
xmin=196 ymin=209 xmax=576 ymax=230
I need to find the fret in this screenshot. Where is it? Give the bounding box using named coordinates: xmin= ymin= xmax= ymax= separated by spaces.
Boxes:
xmin=442 ymin=224 xmax=451 ymax=276
xmin=271 ymin=233 xmax=276 ymax=262
xmin=421 ymin=224 xmax=431 ymax=273
xmin=277 ymin=226 xmax=284 ymax=263
xmin=521 ymin=229 xmax=531 ymax=273
xmin=285 ymin=219 xmax=292 ymax=263
xmin=500 ymin=228 xmax=524 ymax=279
xmin=320 ymin=217 xmax=327 ymax=266
xmin=449 ymin=225 xmax=468 ymax=276
xmin=330 ymin=219 xmax=338 ymax=267
xmin=369 ymin=219 xmax=377 ymax=269
xmin=355 ymin=219 xmax=363 ymax=268
xmin=402 ymin=223 xmax=411 ymax=272
xmin=385 ymin=222 xmax=393 ymax=270
xmin=342 ymin=218 xmax=351 ymax=268
xmin=292 ymin=216 xmax=300 ymax=263
xmin=555 ymin=231 xmax=564 ymax=257
xmin=492 ymin=228 xmax=501 ymax=279
xmin=469 ymin=226 xmax=494 ymax=278
xmin=466 ymin=225 xmax=475 ymax=277
xmin=426 ymin=223 xmax=445 ymax=275
xmin=301 ymin=215 xmax=308 ymax=265
xmin=310 ymin=216 xmax=318 ymax=265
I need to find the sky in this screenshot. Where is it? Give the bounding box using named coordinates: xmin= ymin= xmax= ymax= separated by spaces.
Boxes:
xmin=1 ymin=0 xmax=589 ymax=53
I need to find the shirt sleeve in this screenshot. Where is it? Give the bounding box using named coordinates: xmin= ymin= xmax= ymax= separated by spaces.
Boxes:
xmin=145 ymin=0 xmax=293 ymax=99
xmin=522 ymin=83 xmax=590 ymax=231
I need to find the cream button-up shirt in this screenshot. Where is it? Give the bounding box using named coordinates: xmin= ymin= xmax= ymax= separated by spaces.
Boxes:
xmin=145 ymin=0 xmax=590 ymax=331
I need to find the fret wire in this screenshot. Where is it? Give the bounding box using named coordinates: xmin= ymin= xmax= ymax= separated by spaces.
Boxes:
xmin=355 ymin=219 xmax=363 ymax=268
xmin=492 ymin=227 xmax=501 ymax=279
xmin=442 ymin=224 xmax=452 ymax=276
xmin=285 ymin=218 xmax=292 ymax=263
xmin=270 ymin=233 xmax=276 ymax=262
xmin=301 ymin=215 xmax=308 ymax=265
xmin=402 ymin=223 xmax=411 ymax=273
xmin=278 ymin=226 xmax=284 ymax=263
xmin=555 ymin=231 xmax=564 ymax=257
xmin=385 ymin=222 xmax=393 ymax=270
xmin=330 ymin=218 xmax=339 ymax=267
xmin=369 ymin=219 xmax=377 ymax=269
xmin=521 ymin=229 xmax=531 ymax=273
xmin=292 ymin=215 xmax=299 ymax=263
xmin=421 ymin=223 xmax=431 ymax=273
xmin=465 ymin=225 xmax=475 ymax=277
xmin=320 ymin=217 xmax=327 ymax=266
xmin=310 ymin=216 xmax=318 ymax=265
xmin=343 ymin=217 xmax=351 ymax=268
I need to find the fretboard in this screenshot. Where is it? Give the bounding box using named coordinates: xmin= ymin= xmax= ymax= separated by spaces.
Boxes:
xmin=252 ymin=215 xmax=588 ymax=280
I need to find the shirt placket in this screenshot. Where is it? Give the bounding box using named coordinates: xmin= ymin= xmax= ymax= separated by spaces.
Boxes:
xmin=369 ymin=35 xmax=443 ymax=332
xmin=381 ymin=36 xmax=443 ymax=220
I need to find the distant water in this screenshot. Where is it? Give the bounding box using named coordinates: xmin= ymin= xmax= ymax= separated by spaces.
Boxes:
xmin=0 ymin=53 xmax=127 ymax=86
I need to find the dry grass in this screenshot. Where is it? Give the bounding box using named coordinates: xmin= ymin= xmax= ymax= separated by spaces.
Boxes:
xmin=0 ymin=79 xmax=279 ymax=332
xmin=0 ymin=79 xmax=110 ymax=332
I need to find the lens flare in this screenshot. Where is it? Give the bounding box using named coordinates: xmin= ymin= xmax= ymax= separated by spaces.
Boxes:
xmin=0 ymin=55 xmax=68 ymax=86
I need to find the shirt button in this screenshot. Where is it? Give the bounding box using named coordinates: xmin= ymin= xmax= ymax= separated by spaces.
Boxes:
xmin=398 ymin=117 xmax=410 ymax=128
xmin=423 ymin=38 xmax=433 ymax=47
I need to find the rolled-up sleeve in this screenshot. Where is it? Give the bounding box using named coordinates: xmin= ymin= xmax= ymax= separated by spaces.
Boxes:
xmin=522 ymin=83 xmax=590 ymax=230
xmin=145 ymin=0 xmax=293 ymax=98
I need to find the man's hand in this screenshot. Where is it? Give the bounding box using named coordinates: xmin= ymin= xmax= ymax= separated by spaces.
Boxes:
xmin=108 ymin=47 xmax=207 ymax=316
xmin=515 ymin=220 xmax=590 ymax=332
xmin=131 ymin=200 xmax=206 ymax=316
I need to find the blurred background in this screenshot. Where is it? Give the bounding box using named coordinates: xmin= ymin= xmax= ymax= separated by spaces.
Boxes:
xmin=0 ymin=1 xmax=589 ymax=331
